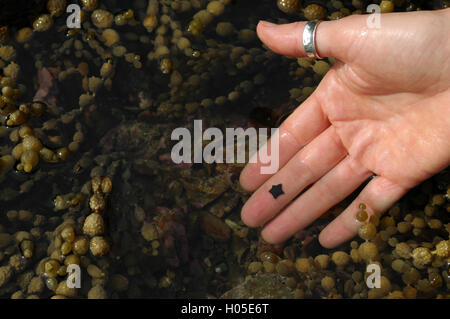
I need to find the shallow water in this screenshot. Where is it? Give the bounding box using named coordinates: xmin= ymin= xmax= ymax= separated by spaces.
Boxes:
xmin=0 ymin=0 xmax=448 ymax=299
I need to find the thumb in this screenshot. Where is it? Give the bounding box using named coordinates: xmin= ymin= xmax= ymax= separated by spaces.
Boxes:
xmin=256 ymin=15 xmax=365 ymax=61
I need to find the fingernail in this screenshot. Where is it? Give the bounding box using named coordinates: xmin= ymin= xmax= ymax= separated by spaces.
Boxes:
xmin=259 ymin=20 xmax=277 ymax=28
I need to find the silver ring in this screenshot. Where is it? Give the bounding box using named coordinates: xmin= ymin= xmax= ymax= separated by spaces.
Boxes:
xmin=303 ymin=21 xmax=323 ymax=59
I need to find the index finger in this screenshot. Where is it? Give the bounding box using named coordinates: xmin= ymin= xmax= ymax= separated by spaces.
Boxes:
xmin=239 ymin=92 xmax=329 ymax=191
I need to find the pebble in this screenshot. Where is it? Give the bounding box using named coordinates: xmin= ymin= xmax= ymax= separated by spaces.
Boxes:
xmin=88 ymin=285 xmax=108 ymax=299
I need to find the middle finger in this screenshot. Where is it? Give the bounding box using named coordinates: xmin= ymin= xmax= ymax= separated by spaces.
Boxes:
xmin=241 ymin=126 xmax=347 ymax=227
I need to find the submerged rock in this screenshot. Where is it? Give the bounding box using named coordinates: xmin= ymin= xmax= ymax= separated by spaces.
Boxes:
xmin=221 ymin=273 xmax=295 ymax=299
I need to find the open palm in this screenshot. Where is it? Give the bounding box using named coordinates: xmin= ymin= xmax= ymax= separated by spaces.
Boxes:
xmin=239 ymin=9 xmax=450 ymax=248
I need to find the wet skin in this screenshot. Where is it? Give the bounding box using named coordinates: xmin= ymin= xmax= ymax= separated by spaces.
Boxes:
xmin=240 ymin=9 xmax=450 ymax=248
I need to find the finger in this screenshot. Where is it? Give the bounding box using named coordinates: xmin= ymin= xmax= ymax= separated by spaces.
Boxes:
xmin=241 ymin=126 xmax=346 ymax=228
xmin=261 ymin=156 xmax=372 ymax=244
xmin=318 ymin=176 xmax=409 ymax=248
xmin=239 ymin=93 xmax=329 ymax=191
xmin=256 ymin=15 xmax=362 ymax=60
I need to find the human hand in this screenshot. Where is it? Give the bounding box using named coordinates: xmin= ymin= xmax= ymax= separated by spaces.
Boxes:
xmin=240 ymin=9 xmax=450 ymax=248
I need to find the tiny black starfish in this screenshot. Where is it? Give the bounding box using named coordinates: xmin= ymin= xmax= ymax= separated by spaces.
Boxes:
xmin=269 ymin=184 xmax=284 ymax=199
